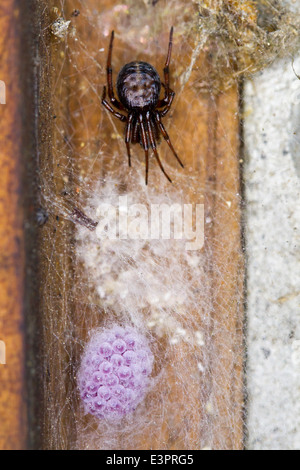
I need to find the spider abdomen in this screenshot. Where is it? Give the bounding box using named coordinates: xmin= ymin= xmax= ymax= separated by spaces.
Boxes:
xmin=116 ymin=61 xmax=161 ymax=111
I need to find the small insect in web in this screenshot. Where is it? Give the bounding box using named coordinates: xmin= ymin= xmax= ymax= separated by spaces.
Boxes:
xmin=102 ymin=27 xmax=184 ymax=185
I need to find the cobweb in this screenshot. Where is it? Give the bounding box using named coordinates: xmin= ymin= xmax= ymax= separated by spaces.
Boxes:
xmin=38 ymin=0 xmax=300 ymax=450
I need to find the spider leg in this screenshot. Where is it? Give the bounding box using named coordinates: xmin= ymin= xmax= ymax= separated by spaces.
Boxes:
xmin=106 ymin=31 xmax=125 ymax=111
xmin=132 ymin=118 xmax=139 ymax=144
xmin=125 ymin=114 xmax=133 ymax=167
xmin=157 ymin=28 xmax=174 ymax=108
xmin=145 ymin=112 xmax=172 ymax=184
xmin=163 ymin=27 xmax=173 ymax=98
xmin=102 ymin=86 xmax=127 ymax=122
xmin=158 ymin=89 xmax=175 ymax=117
xmin=155 ymin=111 xmax=184 ymax=168
xmin=157 ymin=84 xmax=175 ymax=109
xmin=145 ymin=144 xmax=149 ymax=186
xmin=138 ymin=114 xmax=150 ymax=185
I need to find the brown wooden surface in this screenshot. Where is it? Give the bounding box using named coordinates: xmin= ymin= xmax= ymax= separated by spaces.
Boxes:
xmin=0 ymin=0 xmax=244 ymax=449
xmin=36 ymin=0 xmax=245 ymax=450
xmin=0 ymin=0 xmax=27 ymax=451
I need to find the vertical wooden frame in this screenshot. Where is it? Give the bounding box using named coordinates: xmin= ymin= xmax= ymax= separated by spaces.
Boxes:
xmin=0 ymin=0 xmax=245 ymax=449
xmin=0 ymin=0 xmax=28 ymax=450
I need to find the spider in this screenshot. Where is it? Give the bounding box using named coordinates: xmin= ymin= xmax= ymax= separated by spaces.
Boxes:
xmin=102 ymin=27 xmax=184 ymax=185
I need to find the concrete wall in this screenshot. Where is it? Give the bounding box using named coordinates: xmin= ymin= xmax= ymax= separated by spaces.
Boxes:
xmin=244 ymin=47 xmax=300 ymax=449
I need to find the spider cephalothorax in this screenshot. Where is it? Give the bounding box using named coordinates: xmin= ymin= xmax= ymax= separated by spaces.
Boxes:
xmin=102 ymin=27 xmax=184 ymax=185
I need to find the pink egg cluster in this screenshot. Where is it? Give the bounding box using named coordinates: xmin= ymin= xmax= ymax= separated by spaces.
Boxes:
xmin=78 ymin=325 xmax=154 ymax=420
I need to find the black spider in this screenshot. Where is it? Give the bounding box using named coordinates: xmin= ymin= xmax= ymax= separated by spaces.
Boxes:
xmin=102 ymin=27 xmax=184 ymax=185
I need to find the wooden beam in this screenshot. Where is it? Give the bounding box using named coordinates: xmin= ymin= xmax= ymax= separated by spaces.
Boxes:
xmin=0 ymin=0 xmax=27 ymax=451
xmin=38 ymin=0 xmax=244 ymax=449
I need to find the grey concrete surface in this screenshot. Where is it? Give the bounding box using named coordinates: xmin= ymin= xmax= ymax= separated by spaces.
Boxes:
xmin=244 ymin=50 xmax=300 ymax=449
